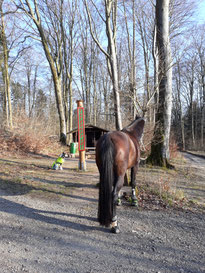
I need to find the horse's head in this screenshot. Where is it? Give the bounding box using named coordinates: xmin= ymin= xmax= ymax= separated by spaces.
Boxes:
xmin=134 ymin=117 xmax=145 ymax=140
xmin=135 ymin=115 xmax=141 ymax=120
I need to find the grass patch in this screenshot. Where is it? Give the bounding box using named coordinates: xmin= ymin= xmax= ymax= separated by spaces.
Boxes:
xmin=0 ymin=177 xmax=34 ymax=195
xmin=0 ymin=157 xmax=74 ymax=199
xmin=129 ymin=163 xmax=205 ymax=210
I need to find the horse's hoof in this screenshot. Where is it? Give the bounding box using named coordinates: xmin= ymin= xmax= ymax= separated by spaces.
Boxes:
xmin=110 ymin=226 xmax=120 ymax=234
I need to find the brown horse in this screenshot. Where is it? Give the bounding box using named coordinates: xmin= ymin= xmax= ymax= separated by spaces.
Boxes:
xmin=95 ymin=116 xmax=145 ymax=233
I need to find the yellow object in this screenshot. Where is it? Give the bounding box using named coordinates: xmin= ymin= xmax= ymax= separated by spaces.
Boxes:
xmin=51 ymin=153 xmax=65 ymax=170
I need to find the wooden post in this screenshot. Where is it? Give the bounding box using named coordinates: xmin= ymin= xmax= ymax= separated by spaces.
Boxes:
xmin=77 ymin=100 xmax=86 ymax=171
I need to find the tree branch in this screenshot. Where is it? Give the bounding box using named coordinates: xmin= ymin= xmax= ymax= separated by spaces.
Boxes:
xmin=84 ymin=0 xmax=110 ymax=59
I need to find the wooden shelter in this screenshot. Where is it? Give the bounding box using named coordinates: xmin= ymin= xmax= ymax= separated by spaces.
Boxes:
xmin=67 ymin=124 xmax=109 ymax=148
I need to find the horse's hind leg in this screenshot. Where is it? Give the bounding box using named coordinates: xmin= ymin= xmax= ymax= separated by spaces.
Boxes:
xmin=131 ymin=165 xmax=139 ymax=206
xmin=111 ymin=175 xmax=124 ymax=234
xmin=116 ymin=191 xmax=122 ymax=206
xmin=110 ymin=195 xmax=119 ymax=234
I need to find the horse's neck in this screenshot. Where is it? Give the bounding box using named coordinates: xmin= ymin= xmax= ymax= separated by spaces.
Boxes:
xmin=123 ymin=127 xmax=139 ymax=140
xmin=122 ymin=118 xmax=144 ymax=140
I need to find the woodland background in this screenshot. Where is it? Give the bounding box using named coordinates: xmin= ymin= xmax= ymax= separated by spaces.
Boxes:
xmin=0 ymin=0 xmax=205 ymax=157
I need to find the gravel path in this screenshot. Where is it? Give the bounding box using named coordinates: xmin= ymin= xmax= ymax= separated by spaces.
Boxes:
xmin=181 ymin=152 xmax=205 ymax=204
xmin=0 ymin=156 xmax=205 ymax=273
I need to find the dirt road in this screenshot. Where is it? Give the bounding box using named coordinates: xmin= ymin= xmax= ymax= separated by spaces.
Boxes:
xmin=180 ymin=152 xmax=205 ymax=204
xmin=0 ymin=155 xmax=204 ymax=273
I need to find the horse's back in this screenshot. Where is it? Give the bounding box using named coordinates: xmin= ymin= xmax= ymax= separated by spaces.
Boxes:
xmin=96 ymin=130 xmax=140 ymax=174
xmin=111 ymin=131 xmax=140 ymax=170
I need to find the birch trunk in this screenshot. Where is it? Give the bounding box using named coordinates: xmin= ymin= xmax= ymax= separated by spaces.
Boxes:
xmin=152 ymin=24 xmax=159 ymax=125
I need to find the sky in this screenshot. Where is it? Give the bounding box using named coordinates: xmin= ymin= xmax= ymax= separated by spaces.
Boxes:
xmin=196 ymin=1 xmax=205 ymax=23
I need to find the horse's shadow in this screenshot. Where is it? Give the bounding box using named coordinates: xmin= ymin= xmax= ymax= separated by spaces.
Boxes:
xmin=0 ymin=197 xmax=108 ymax=233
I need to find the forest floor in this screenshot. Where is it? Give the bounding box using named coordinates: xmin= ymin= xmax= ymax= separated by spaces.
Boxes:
xmin=0 ymin=151 xmax=204 ymax=273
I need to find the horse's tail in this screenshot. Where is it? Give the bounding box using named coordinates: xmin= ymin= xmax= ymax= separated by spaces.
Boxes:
xmin=97 ymin=134 xmax=114 ymax=226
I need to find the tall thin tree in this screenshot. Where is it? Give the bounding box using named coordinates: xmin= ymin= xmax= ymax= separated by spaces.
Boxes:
xmin=0 ymin=1 xmax=13 ymax=128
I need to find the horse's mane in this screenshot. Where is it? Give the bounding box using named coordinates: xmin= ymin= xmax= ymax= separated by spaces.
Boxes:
xmin=122 ymin=116 xmax=145 ymax=140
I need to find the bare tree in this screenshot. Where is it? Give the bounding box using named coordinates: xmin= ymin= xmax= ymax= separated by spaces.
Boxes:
xmin=84 ymin=0 xmax=122 ymax=130
xmin=15 ymin=0 xmax=67 ymax=144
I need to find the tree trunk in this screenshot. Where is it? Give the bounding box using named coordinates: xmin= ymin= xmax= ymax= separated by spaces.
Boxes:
xmin=132 ymin=0 xmax=136 ymax=119
xmin=62 ymin=14 xmax=74 ymax=145
xmin=176 ymin=61 xmax=185 ymax=150
xmin=102 ymin=71 xmax=109 ymax=129
xmin=123 ymin=0 xmax=136 ymax=119
xmin=152 ymin=24 xmax=159 ymax=124
xmin=201 ymin=81 xmax=205 ymax=149
xmin=148 ymin=0 xmax=173 ymax=167
xmin=190 ymin=79 xmax=195 ymax=148
xmin=200 ymin=53 xmax=205 ymax=148
xmin=92 ymin=52 xmax=97 ymax=126
xmin=105 ymin=0 xmax=122 ymax=130
xmin=52 ymin=74 xmax=66 ymax=144
xmin=19 ymin=0 xmax=67 ymax=144
xmin=43 ymin=40 xmax=66 ymax=144
xmin=1 ymin=2 xmax=13 ymax=128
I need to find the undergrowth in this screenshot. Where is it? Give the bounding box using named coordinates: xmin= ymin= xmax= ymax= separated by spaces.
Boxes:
xmin=0 ymin=112 xmax=63 ymax=156
xmin=124 ymin=154 xmax=203 ymax=211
